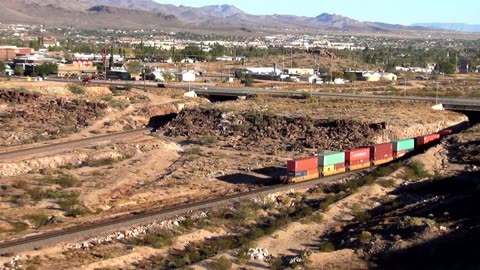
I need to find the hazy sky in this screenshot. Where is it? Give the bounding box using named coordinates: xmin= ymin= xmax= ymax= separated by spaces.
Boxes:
xmin=153 ymin=0 xmax=479 ymax=25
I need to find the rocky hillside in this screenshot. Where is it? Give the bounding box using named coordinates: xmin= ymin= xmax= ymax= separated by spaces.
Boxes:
xmin=0 ymin=90 xmax=107 ymax=146
xmin=164 ymin=107 xmax=384 ymax=155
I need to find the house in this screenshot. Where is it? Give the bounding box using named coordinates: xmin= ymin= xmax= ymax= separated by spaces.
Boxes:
xmin=216 ymin=55 xmax=233 ymax=61
xmin=180 ymin=58 xmax=195 ymax=64
xmin=0 ymin=46 xmax=34 ymax=61
xmin=175 ymin=71 xmax=195 ymax=82
xmin=58 ymin=61 xmax=97 ymax=78
xmin=362 ymin=72 xmax=397 ymax=82
xmin=283 ymin=68 xmax=315 ymax=76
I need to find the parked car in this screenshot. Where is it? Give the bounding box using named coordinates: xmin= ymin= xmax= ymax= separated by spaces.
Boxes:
xmin=82 ymin=78 xmax=92 ymax=83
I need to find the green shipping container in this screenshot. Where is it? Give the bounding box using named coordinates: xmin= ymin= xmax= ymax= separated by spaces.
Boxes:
xmin=318 ymin=152 xmax=345 ymax=166
xmin=393 ymin=139 xmax=415 ymax=151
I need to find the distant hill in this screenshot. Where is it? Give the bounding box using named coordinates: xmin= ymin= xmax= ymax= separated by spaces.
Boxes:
xmin=0 ymin=0 xmax=438 ymax=34
xmin=412 ymin=23 xmax=480 ymax=32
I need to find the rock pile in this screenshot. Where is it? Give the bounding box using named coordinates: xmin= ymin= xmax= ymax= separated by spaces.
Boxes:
xmin=70 ymin=212 xmax=208 ymax=250
xmin=164 ymin=108 xmax=383 ymax=154
xmin=247 ymin=247 xmax=270 ymax=261
xmin=0 ymin=90 xmax=108 ymax=145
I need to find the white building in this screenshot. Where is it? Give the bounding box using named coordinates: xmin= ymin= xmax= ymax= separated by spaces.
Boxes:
xmin=175 ymin=71 xmax=195 ymax=82
xmin=362 ymin=72 xmax=397 ymax=82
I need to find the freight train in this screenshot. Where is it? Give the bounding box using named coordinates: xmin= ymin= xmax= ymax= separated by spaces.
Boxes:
xmin=285 ymin=129 xmax=453 ymax=183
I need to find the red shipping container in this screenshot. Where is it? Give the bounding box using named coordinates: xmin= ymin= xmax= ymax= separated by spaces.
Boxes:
xmin=349 ymin=159 xmax=370 ymax=166
xmin=307 ymin=167 xmax=319 ymax=175
xmin=439 ymin=129 xmax=453 ymax=136
xmin=416 ymin=134 xmax=440 ymax=146
xmin=370 ymin=143 xmax=393 ymax=161
xmin=287 ymin=157 xmax=318 ymax=172
xmin=334 ymin=163 xmax=345 ymax=170
xmin=345 ymin=148 xmax=370 ymax=162
xmin=394 ymin=150 xmax=407 ymax=159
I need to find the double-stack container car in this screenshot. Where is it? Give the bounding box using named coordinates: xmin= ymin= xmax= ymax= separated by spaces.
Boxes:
xmin=393 ymin=139 xmax=415 ymax=159
xmin=285 ymin=127 xmax=456 ymax=183
xmin=318 ymin=152 xmax=346 ymax=176
xmin=345 ymin=148 xmax=371 ymax=171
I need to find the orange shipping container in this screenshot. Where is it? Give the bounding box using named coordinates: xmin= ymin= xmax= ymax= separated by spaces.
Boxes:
xmin=307 ymin=167 xmax=319 ymax=176
xmin=345 ymin=148 xmax=370 ymax=163
xmin=287 ymin=156 xmax=318 ymax=172
xmin=416 ymin=134 xmax=440 ymax=146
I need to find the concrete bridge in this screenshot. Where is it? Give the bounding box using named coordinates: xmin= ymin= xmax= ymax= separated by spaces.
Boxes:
xmin=194 ymin=87 xmax=480 ymax=111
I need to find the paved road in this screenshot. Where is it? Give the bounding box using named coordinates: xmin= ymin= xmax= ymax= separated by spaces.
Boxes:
xmin=194 ymin=87 xmax=480 ymax=106
xmin=5 ymin=76 xmax=478 ymax=107
xmin=0 ymin=171 xmax=357 ymax=254
xmin=0 ymin=128 xmax=149 ymax=161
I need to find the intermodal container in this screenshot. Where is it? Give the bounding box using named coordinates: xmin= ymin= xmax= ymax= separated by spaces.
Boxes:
xmin=345 ymin=148 xmax=370 ymax=163
xmin=394 ymin=150 xmax=408 ymax=159
xmin=393 ymin=139 xmax=415 ymax=152
xmin=370 ymin=143 xmax=393 ymax=161
xmin=321 ymin=165 xmax=336 ymax=174
xmin=307 ymin=167 xmax=319 ymax=176
xmin=349 ymin=159 xmax=370 ymax=166
xmin=349 ymin=162 xmax=372 ymax=171
xmin=373 ymin=157 xmax=394 ymax=165
xmin=334 ymin=163 xmax=345 ymax=170
xmin=416 ymin=134 xmax=440 ymax=146
xmin=323 ymin=168 xmax=346 ymax=176
xmin=288 ymin=170 xmax=307 ymax=177
xmin=318 ymin=152 xmax=345 ymax=167
xmin=287 ymin=156 xmax=317 ymax=172
xmin=439 ymin=129 xmax=453 ymax=137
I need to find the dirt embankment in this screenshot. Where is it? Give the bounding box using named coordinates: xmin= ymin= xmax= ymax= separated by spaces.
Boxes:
xmin=164 ymin=107 xmax=384 ymax=154
xmin=0 ymin=90 xmax=108 ymax=146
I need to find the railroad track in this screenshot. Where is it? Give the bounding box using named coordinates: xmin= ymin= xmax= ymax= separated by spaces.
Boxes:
xmin=0 ymin=171 xmax=358 ymax=254
xmin=0 ymin=128 xmax=150 ymax=161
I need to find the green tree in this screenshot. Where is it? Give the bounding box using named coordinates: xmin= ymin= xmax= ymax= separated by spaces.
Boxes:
xmin=14 ymin=66 xmax=24 ymax=76
xmin=35 ymin=63 xmax=58 ymax=77
xmin=0 ymin=61 xmax=5 ymax=73
xmin=344 ymin=72 xmax=357 ymax=82
xmin=211 ymin=44 xmax=226 ymax=58
xmin=436 ymin=61 xmax=456 ymax=74
xmin=181 ymin=45 xmax=206 ymax=61
xmin=125 ymin=61 xmax=142 ymax=74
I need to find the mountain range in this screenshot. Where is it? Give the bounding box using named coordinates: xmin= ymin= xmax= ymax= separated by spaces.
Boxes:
xmin=0 ymin=0 xmax=434 ymax=34
xmin=412 ymin=23 xmax=480 ymax=33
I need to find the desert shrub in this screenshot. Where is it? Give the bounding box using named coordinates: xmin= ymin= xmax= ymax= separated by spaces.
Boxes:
xmin=186 ymin=147 xmax=203 ymax=156
xmin=108 ymin=99 xmax=130 ymax=110
xmin=68 ymin=85 xmax=85 ymax=95
xmin=351 ymin=203 xmax=371 ymax=223
xmin=13 ymin=180 xmax=29 ymax=190
xmin=28 ymin=214 xmax=50 ymax=228
xmin=50 ymin=174 xmax=80 ymax=188
xmin=302 ymin=91 xmax=312 ymax=99
xmin=209 ymin=257 xmax=232 ymax=270
xmin=359 ymin=231 xmax=373 ymax=243
xmin=310 ymin=212 xmax=324 ymax=224
xmin=124 ymin=83 xmax=134 ymax=91
xmin=234 ymin=205 xmax=257 ymax=221
xmin=83 ymin=157 xmax=117 ymax=167
xmin=53 ymin=191 xmax=89 ymax=217
xmin=268 ymin=256 xmax=284 ymax=270
xmin=28 ymin=187 xmax=44 ymax=202
xmin=143 ymin=232 xmax=175 ymax=249
xmin=197 ymin=135 xmax=218 ymax=145
xmin=378 ymin=178 xmax=396 ymax=188
xmin=408 ymin=160 xmax=430 ymax=178
xmin=12 ymin=221 xmax=29 ymax=232
xmin=318 ymin=241 xmax=335 ymax=252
